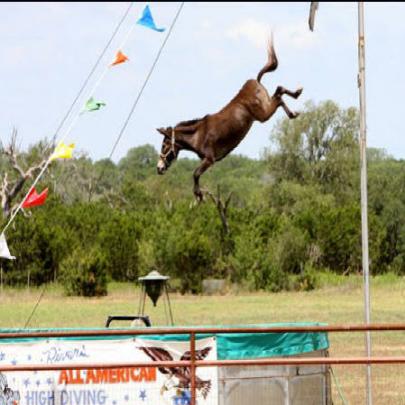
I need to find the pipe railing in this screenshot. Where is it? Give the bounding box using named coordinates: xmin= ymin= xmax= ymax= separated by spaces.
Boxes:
xmin=1 ymin=323 xmax=405 ymax=405
xmin=1 ymin=322 xmax=405 ymax=339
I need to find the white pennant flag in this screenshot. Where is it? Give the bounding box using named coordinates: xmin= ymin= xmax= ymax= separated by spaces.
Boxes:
xmin=0 ymin=233 xmax=16 ymax=260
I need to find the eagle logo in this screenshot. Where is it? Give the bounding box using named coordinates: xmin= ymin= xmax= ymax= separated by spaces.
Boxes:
xmin=0 ymin=372 xmax=20 ymax=405
xmin=138 ymin=346 xmax=212 ymax=400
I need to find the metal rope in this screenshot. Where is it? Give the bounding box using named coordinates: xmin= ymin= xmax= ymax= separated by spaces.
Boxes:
xmin=20 ymin=3 xmax=135 ymax=328
xmin=23 ymin=284 xmax=47 ymax=328
xmin=49 ymin=2 xmax=135 ymax=148
xmin=1 ymin=3 xmax=137 ymax=236
xmin=330 ymin=366 xmax=349 ymax=404
xmin=20 ymin=2 xmax=185 ymax=326
xmin=88 ymin=2 xmax=185 ymax=201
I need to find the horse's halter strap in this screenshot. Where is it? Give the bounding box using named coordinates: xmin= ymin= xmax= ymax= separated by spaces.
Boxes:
xmin=160 ymin=128 xmax=177 ymax=164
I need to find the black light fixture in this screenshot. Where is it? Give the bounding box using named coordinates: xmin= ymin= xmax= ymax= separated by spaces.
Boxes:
xmin=138 ymin=270 xmax=174 ymax=325
xmin=139 ymin=270 xmax=169 ymax=306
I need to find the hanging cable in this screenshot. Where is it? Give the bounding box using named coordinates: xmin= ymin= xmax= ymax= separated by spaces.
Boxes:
xmin=23 ymin=284 xmax=47 ymax=328
xmin=1 ymin=4 xmax=138 ymax=236
xmin=49 ymin=8 xmax=137 ymax=148
xmin=330 ymin=366 xmax=349 ymax=404
xmin=88 ymin=2 xmax=185 ymax=201
xmin=51 ymin=25 xmax=138 ymax=196
xmin=49 ymin=2 xmax=135 ymax=148
xmin=18 ymin=3 xmax=184 ymax=327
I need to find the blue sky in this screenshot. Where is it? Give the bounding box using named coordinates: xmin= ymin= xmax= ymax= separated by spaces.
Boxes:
xmin=1 ymin=2 xmax=405 ymax=163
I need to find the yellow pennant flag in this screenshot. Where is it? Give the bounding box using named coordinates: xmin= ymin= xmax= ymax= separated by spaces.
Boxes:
xmin=50 ymin=142 xmax=75 ymax=161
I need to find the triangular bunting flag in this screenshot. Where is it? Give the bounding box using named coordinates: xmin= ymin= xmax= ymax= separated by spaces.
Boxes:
xmin=136 ymin=5 xmax=166 ymax=32
xmin=0 ymin=233 xmax=16 ymax=260
xmin=22 ymin=187 xmax=48 ymax=209
xmin=50 ymin=142 xmax=75 ymax=161
xmin=84 ymin=97 xmax=106 ymax=112
xmin=111 ymin=50 xmax=129 ymax=67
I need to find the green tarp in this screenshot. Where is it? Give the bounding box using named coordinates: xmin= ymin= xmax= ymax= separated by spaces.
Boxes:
xmin=0 ymin=323 xmax=329 ymax=360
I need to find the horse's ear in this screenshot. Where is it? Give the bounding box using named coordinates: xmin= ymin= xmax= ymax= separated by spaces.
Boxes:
xmin=157 ymin=127 xmax=169 ymax=137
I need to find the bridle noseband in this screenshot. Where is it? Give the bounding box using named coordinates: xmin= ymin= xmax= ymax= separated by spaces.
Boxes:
xmin=159 ymin=128 xmax=177 ymax=165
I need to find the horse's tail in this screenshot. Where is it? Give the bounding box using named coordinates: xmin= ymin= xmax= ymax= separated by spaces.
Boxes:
xmin=257 ymin=33 xmax=278 ymax=83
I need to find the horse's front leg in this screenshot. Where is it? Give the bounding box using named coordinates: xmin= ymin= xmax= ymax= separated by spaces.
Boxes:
xmin=193 ymin=158 xmax=213 ymax=202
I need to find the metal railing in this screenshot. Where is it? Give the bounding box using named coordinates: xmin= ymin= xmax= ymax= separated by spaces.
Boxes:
xmin=1 ymin=323 xmax=405 ymax=404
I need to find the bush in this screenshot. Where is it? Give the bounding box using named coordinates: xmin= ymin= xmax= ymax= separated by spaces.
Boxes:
xmin=273 ymin=222 xmax=309 ymax=275
xmin=294 ymin=263 xmax=320 ymax=291
xmin=98 ymin=212 xmax=142 ymax=281
xmin=153 ymin=204 xmax=219 ymax=294
xmin=60 ymin=246 xmax=107 ymax=297
xmin=265 ymin=262 xmax=292 ymax=293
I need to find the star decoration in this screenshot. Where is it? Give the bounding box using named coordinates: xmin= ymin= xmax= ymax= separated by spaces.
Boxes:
xmin=139 ymin=390 xmax=147 ymax=401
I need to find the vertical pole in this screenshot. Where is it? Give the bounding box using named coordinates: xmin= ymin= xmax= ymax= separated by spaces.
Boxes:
xmin=163 ymin=288 xmax=169 ymax=325
xmin=138 ymin=285 xmax=146 ymax=316
xmin=190 ymin=332 xmax=196 ymax=405
xmin=358 ymin=2 xmax=372 ymax=404
xmin=165 ymin=284 xmax=174 ymax=326
xmin=141 ymin=290 xmax=146 ymax=316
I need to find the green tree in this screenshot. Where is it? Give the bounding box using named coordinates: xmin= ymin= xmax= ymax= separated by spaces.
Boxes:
xmin=266 ymin=100 xmax=359 ymax=202
xmin=60 ymin=245 xmax=107 ymax=297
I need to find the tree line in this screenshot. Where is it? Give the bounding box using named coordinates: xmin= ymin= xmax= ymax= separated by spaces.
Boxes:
xmin=1 ymin=100 xmax=404 ymax=295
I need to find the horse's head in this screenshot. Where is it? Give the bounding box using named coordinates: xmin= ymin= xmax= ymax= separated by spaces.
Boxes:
xmin=156 ymin=127 xmax=179 ymax=175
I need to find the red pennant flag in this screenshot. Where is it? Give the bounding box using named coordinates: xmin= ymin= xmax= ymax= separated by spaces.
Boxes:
xmin=22 ymin=188 xmax=48 ymax=209
xmin=110 ymin=50 xmax=129 ymax=67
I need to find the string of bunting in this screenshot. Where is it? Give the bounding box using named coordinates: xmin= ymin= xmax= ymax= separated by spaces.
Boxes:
xmin=0 ymin=3 xmax=169 ymax=260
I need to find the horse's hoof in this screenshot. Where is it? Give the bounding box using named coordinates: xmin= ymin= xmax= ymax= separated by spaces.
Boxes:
xmin=194 ymin=191 xmax=204 ymax=202
xmin=295 ymin=87 xmax=303 ymax=98
xmin=290 ymin=111 xmax=300 ymax=119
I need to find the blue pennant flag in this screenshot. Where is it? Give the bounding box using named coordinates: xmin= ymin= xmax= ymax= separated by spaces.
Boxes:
xmin=136 ymin=5 xmax=166 ymax=32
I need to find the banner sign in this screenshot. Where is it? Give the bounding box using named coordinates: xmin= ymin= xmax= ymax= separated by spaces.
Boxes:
xmin=0 ymin=337 xmax=218 ymax=405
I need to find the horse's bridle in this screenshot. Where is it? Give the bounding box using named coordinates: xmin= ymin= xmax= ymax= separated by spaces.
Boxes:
xmin=159 ymin=128 xmax=177 ymax=166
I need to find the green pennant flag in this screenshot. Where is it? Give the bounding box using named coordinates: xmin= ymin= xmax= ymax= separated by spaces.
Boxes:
xmin=84 ymin=97 xmax=106 ymax=112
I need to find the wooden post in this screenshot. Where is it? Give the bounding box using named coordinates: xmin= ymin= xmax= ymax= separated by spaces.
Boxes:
xmin=358 ymin=2 xmax=373 ymax=404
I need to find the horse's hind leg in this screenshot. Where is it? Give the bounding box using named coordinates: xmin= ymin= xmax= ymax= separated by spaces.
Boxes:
xmin=274 ymin=86 xmax=303 ymax=99
xmin=279 ymin=99 xmax=300 ymax=119
xmin=273 ymin=86 xmax=302 ymax=119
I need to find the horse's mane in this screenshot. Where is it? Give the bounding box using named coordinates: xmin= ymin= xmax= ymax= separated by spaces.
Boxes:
xmin=174 ymin=115 xmax=208 ymax=135
xmin=175 ymin=118 xmax=203 ymax=127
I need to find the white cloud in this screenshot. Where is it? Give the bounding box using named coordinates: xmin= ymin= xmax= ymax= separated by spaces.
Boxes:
xmin=226 ymin=18 xmax=269 ymax=49
xmin=226 ymin=18 xmax=320 ymax=50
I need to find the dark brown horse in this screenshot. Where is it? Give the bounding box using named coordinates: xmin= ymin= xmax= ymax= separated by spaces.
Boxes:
xmin=156 ymin=37 xmax=303 ymax=201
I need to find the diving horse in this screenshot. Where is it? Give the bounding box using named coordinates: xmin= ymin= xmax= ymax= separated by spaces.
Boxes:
xmin=156 ymin=37 xmax=303 ymax=201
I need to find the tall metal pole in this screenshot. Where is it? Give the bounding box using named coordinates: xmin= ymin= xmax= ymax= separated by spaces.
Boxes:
xmin=358 ymin=2 xmax=372 ymax=404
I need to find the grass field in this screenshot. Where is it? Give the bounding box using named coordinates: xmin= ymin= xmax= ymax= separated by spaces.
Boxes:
xmin=1 ymin=273 xmax=405 ymax=403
